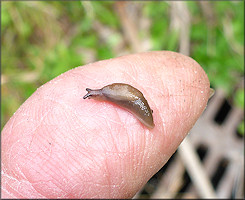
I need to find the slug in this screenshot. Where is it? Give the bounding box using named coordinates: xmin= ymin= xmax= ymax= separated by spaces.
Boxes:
xmin=83 ymin=83 xmax=155 ymax=129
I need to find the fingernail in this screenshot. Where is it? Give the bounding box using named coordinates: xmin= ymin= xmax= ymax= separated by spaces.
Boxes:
xmin=209 ymin=88 xmax=215 ymax=99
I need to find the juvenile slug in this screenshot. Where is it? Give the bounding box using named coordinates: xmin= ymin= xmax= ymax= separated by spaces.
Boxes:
xmin=83 ymin=83 xmax=155 ymax=129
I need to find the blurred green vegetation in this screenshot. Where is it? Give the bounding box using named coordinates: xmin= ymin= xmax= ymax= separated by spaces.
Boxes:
xmin=1 ymin=1 xmax=244 ymax=134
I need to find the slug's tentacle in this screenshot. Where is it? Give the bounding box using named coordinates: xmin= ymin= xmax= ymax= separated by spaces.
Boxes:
xmin=83 ymin=83 xmax=155 ymax=129
xmin=83 ymin=88 xmax=103 ymax=99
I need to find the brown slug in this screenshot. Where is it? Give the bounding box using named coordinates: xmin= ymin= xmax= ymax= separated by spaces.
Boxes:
xmin=83 ymin=83 xmax=155 ymax=129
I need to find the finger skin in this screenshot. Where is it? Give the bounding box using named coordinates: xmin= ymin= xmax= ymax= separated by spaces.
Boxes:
xmin=1 ymin=51 xmax=210 ymax=198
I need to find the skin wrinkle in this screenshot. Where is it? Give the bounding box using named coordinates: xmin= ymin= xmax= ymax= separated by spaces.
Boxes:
xmin=56 ymin=112 xmax=80 ymax=136
xmin=6 ymin=183 xmax=24 ymax=199
xmin=62 ymin=178 xmax=73 ymax=198
xmin=27 ymin=107 xmax=54 ymax=150
xmin=25 ymin=132 xmax=52 ymax=163
xmin=69 ymin=155 xmax=94 ymax=182
xmin=41 ymin=153 xmax=67 ymax=181
xmin=121 ymin=111 xmax=133 ymax=129
xmin=14 ymin=164 xmax=31 ymax=185
xmin=81 ymin=109 xmax=105 ymax=129
xmin=138 ymin=145 xmax=150 ymax=180
xmin=40 ymin=140 xmax=53 ymax=161
xmin=3 ymin=172 xmax=43 ymax=198
xmin=121 ymin=153 xmax=132 ymax=187
xmin=97 ymin=66 xmax=117 ymax=85
xmin=83 ymin=158 xmax=102 ymax=179
xmin=90 ymin=148 xmax=112 ymax=173
xmin=129 ymin=64 xmax=140 ymax=82
xmin=64 ymin=153 xmax=83 ymax=180
xmin=19 ymin=184 xmax=36 ymax=199
xmin=83 ymin=129 xmax=109 ymax=151
xmin=40 ymin=172 xmax=67 ymax=195
xmin=107 ymin=121 xmax=120 ymax=154
xmin=140 ymin=131 xmax=148 ymax=162
xmin=9 ymin=180 xmax=22 ymax=197
xmin=123 ymin=70 xmax=138 ymax=86
xmin=7 ymin=138 xmax=27 ymax=170
xmin=130 ymin=60 xmax=153 ymax=87
xmin=9 ymin=148 xmax=43 ymax=186
xmin=66 ymin=183 xmax=81 ymax=198
xmin=64 ymin=130 xmax=86 ymax=152
xmin=76 ymin=143 xmax=103 ymax=163
xmin=32 ymin=180 xmax=63 ymax=195
xmin=6 ymin=109 xmax=19 ymax=147
xmin=77 ymin=72 xmax=99 ymax=84
xmin=10 ymin=142 xmax=38 ymax=179
xmin=134 ymin=133 xmax=147 ymax=179
xmin=64 ymin=154 xmax=83 ymax=178
xmin=115 ymin=121 xmax=125 ymax=147
xmin=100 ymin=111 xmax=114 ymax=129
xmin=143 ymin=71 xmax=167 ymax=132
xmin=2 ymin=187 xmax=17 ymax=199
xmin=103 ymin=157 xmax=112 ymax=196
xmin=2 ymin=171 xmax=22 ymax=191
xmin=42 ymin=163 xmax=75 ymax=197
xmin=21 ymin=120 xmax=88 ymax=197
xmin=7 ymin=117 xmax=36 ymax=139
xmin=84 ymin=174 xmax=110 ymax=190
xmin=114 ymin=59 xmax=143 ymax=84
xmin=143 ymin=142 xmax=157 ymax=174
xmin=21 ymin=158 xmax=63 ymax=192
xmin=129 ymin=54 xmax=145 ymax=70
xmin=111 ymin=104 xmax=135 ymax=131
xmin=144 ymin=73 xmax=163 ymax=95
xmin=31 ymin=182 xmax=61 ymax=198
xmin=34 ymin=182 xmax=62 ymax=199
xmin=124 ymin=135 xmax=134 ymax=179
xmin=41 ymin=97 xmax=78 ymax=115
xmin=106 ymin=116 xmax=123 ymax=126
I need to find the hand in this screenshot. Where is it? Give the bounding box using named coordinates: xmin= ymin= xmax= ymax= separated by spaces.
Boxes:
xmin=1 ymin=51 xmax=210 ymax=198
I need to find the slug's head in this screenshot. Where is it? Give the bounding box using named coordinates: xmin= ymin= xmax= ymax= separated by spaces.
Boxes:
xmin=83 ymin=88 xmax=105 ymax=100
